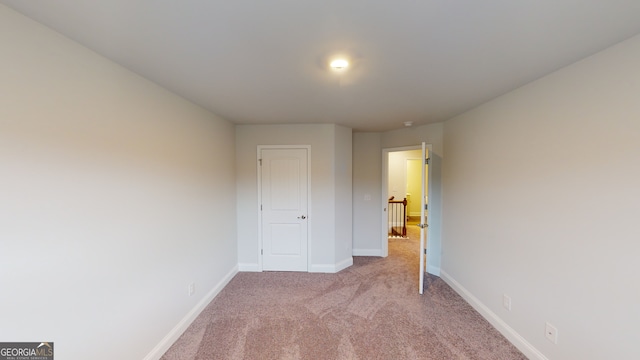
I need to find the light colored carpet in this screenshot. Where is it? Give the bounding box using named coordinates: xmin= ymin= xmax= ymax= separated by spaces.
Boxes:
xmin=161 ymin=230 xmax=526 ymax=359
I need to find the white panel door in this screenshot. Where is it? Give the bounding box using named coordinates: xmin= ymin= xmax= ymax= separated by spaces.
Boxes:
xmin=261 ymin=148 xmax=308 ymax=271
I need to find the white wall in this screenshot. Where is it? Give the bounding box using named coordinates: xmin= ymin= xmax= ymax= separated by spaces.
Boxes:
xmin=0 ymin=5 xmax=237 ymax=360
xmin=235 ymin=124 xmax=352 ymax=272
xmin=352 ymin=133 xmax=383 ymax=255
xmin=441 ymin=34 xmax=640 ymax=360
xmin=334 ymin=125 xmax=354 ymax=267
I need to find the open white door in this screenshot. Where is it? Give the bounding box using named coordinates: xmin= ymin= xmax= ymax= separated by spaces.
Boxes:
xmin=419 ymin=142 xmax=427 ymax=294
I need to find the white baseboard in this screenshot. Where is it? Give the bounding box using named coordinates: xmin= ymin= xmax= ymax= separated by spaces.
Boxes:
xmin=238 ymin=263 xmax=260 ymax=272
xmin=309 ymin=257 xmax=353 ymax=273
xmin=308 ymin=264 xmax=333 ymax=273
xmin=143 ymin=265 xmax=239 ymax=360
xmin=440 ymin=270 xmax=547 ymax=360
xmin=334 ymin=256 xmax=353 ymax=272
xmin=241 ymin=259 xmax=354 ymax=274
xmin=353 ymin=248 xmax=383 ymax=256
xmin=426 ymin=264 xmax=440 ymax=276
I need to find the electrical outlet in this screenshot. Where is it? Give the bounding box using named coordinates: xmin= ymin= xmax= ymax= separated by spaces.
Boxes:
xmin=545 ymin=322 xmax=558 ymax=344
xmin=188 ymin=282 xmax=195 ymax=297
xmin=503 ymin=294 xmax=512 ymax=311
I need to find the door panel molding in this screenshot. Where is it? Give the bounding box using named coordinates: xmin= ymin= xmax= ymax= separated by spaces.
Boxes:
xmin=257 ymin=145 xmax=311 ymax=272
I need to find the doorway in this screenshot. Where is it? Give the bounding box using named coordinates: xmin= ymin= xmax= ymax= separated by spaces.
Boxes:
xmin=382 ymin=144 xmax=435 ymax=292
xmin=258 ymin=146 xmax=310 ymax=271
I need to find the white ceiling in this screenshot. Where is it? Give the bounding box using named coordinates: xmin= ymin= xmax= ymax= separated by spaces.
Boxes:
xmin=3 ymin=1 xmax=640 ymax=132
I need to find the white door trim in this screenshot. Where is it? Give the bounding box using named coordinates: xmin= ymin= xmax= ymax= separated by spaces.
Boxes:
xmin=381 ymin=145 xmax=420 ymax=257
xmin=257 ymin=145 xmax=312 ymax=272
xmin=419 ymin=142 xmax=427 ymax=294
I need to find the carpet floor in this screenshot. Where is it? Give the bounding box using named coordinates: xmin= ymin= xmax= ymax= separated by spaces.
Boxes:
xmin=161 ymin=229 xmax=526 ymax=360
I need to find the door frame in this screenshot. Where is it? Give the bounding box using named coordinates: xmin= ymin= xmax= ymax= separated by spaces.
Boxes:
xmin=257 ymin=145 xmax=312 ymax=272
xmin=381 ymin=145 xmax=435 ymax=273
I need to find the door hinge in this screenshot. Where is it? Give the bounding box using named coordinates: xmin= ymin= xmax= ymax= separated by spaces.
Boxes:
xmin=259 ymin=158 xmax=262 ymax=166
xmin=260 ymin=204 xmax=262 ymax=210
xmin=261 ymin=249 xmax=263 ymax=255
xmin=424 ymin=204 xmax=428 ymax=210
xmin=425 ymin=157 xmax=430 ymax=165
xmin=424 ymin=248 xmax=427 ymax=254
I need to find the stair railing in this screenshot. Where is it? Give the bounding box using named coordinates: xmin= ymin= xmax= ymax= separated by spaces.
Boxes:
xmin=388 ymin=196 xmax=407 ymax=238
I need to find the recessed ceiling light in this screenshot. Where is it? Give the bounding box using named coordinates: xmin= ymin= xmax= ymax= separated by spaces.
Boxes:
xmin=330 ymin=59 xmax=349 ymax=70
xmin=404 ymin=121 xmax=413 ymax=127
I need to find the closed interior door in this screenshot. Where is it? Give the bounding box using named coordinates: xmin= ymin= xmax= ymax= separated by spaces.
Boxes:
xmin=260 ymin=148 xmax=308 ymax=271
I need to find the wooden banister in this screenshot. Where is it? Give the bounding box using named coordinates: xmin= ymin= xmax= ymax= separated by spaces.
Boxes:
xmin=388 ymin=197 xmax=407 ymax=237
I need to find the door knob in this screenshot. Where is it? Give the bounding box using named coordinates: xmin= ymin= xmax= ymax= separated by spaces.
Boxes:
xmin=298 ymin=215 xmax=306 ymax=219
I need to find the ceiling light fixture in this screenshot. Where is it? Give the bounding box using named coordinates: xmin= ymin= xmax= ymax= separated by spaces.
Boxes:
xmin=330 ymin=59 xmax=349 ymax=70
xmin=404 ymin=121 xmax=413 ymax=127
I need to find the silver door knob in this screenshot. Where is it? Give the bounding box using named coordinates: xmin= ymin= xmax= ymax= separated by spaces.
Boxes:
xmin=298 ymin=215 xmax=306 ymax=219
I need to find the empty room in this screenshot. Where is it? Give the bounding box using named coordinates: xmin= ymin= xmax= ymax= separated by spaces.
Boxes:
xmin=1 ymin=1 xmax=639 ymax=360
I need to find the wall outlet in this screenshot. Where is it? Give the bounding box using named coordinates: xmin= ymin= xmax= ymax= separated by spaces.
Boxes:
xmin=503 ymin=294 xmax=512 ymax=311
xmin=188 ymin=282 xmax=195 ymax=297
xmin=545 ymin=322 xmax=558 ymax=344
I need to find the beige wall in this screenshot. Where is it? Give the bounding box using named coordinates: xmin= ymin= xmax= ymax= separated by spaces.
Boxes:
xmin=235 ymin=124 xmax=352 ymax=272
xmin=388 ymin=149 xmax=422 ymax=216
xmin=0 ymin=5 xmax=237 ymax=360
xmin=442 ymin=34 xmax=640 ymax=359
xmin=406 ymin=158 xmax=425 ymax=216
